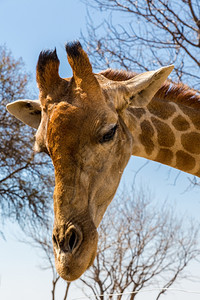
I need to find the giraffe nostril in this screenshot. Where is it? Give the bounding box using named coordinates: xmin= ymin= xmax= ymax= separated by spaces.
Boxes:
xmin=52 ymin=234 xmax=59 ymax=248
xmin=52 ymin=234 xmax=58 ymax=247
xmin=68 ymin=229 xmax=78 ymax=252
xmin=53 ymin=225 xmax=82 ymax=253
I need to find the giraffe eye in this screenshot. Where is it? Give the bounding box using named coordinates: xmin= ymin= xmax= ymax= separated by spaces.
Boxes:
xmin=99 ymin=124 xmax=118 ymax=144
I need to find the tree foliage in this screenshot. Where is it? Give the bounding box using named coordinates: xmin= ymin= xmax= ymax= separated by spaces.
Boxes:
xmin=0 ymin=45 xmax=54 ymax=231
xmin=82 ymin=0 xmax=200 ymax=88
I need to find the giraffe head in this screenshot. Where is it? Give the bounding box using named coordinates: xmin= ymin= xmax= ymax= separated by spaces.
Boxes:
xmin=6 ymin=42 xmax=173 ymax=281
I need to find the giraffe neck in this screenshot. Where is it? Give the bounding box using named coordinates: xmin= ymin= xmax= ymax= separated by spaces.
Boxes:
xmin=126 ymin=97 xmax=200 ymax=177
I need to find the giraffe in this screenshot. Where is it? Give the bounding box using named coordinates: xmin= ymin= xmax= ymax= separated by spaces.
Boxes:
xmin=6 ymin=41 xmax=200 ymax=281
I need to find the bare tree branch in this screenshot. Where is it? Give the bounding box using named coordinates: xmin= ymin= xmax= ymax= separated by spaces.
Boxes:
xmin=81 ymin=0 xmax=200 ymax=88
xmin=79 ymin=188 xmax=200 ymax=299
xmin=0 ymin=45 xmax=54 ymax=231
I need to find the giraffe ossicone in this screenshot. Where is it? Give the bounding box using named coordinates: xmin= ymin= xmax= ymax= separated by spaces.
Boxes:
xmin=6 ymin=41 xmax=200 ymax=281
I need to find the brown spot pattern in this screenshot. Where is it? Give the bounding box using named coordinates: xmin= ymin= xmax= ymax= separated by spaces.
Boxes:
xmin=151 ymin=117 xmax=175 ymax=147
xmin=181 ymin=132 xmax=200 ymax=154
xmin=128 ymin=107 xmax=146 ymax=119
xmin=172 ymin=115 xmax=190 ymax=131
xmin=155 ymin=148 xmax=173 ymax=165
xmin=180 ymin=106 xmax=200 ymax=130
xmin=176 ymin=150 xmax=195 ymax=171
xmin=139 ymin=120 xmax=155 ymax=155
xmin=147 ymin=99 xmax=176 ymax=120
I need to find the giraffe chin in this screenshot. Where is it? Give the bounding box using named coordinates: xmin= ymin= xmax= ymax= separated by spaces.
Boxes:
xmin=55 ymin=245 xmax=97 ymax=281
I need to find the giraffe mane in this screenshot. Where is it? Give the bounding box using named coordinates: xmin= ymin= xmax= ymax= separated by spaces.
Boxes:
xmin=100 ymin=68 xmax=200 ymax=109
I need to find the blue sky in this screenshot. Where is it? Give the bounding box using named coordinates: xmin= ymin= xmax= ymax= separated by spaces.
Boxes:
xmin=0 ymin=0 xmax=200 ymax=299
xmin=0 ymin=0 xmax=87 ymax=79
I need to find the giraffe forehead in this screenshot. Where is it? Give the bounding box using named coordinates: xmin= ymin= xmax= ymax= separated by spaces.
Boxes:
xmin=47 ymin=104 xmax=83 ymax=156
xmin=49 ymin=103 xmax=84 ymax=133
xmin=47 ymin=102 xmax=116 ymax=145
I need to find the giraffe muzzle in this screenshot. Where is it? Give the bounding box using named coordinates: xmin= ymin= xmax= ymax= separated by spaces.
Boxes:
xmin=52 ymin=211 xmax=98 ymax=281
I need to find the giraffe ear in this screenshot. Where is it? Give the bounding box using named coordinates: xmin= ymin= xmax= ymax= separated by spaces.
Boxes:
xmin=6 ymin=99 xmax=41 ymax=129
xmin=105 ymin=65 xmax=174 ymax=110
